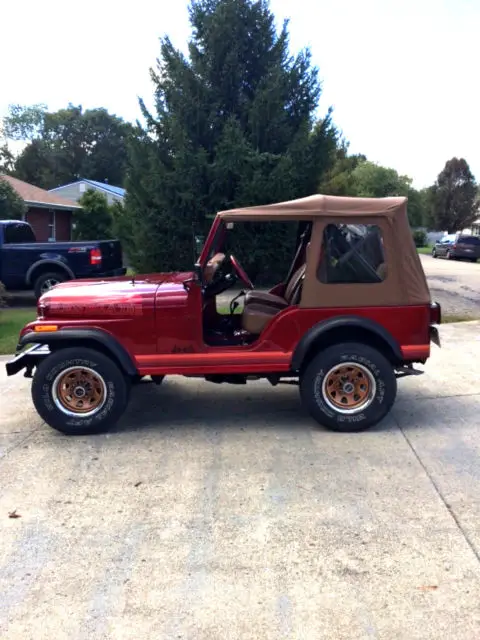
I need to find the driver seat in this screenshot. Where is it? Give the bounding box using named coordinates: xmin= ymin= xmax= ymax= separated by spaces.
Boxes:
xmin=244 ymin=264 xmax=306 ymax=311
xmin=242 ymin=302 xmax=279 ymax=335
xmin=241 ymin=264 xmax=306 ymax=335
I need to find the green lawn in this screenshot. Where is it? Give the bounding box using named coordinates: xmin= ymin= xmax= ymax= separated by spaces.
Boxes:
xmin=417 ymin=245 xmax=433 ymax=255
xmin=442 ymin=313 xmax=477 ymax=324
xmin=0 ymin=309 xmax=36 ymax=355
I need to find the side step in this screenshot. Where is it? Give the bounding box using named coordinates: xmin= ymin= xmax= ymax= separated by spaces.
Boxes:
xmin=395 ymin=364 xmax=424 ymax=379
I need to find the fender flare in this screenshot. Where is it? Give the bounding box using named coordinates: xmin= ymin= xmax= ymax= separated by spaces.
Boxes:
xmin=19 ymin=328 xmax=138 ymax=376
xmin=26 ymin=260 xmax=75 ymax=285
xmin=291 ymin=315 xmax=403 ymax=371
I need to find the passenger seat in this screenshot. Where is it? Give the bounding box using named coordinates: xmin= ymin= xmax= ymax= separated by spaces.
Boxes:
xmin=244 ymin=264 xmax=306 ymax=311
xmin=241 ymin=264 xmax=306 ymax=335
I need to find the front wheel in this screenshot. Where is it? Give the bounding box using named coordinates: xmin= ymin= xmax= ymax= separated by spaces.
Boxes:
xmin=300 ymin=343 xmax=397 ymax=432
xmin=32 ymin=347 xmax=130 ymax=435
xmin=432 ymin=248 xmax=437 ymax=258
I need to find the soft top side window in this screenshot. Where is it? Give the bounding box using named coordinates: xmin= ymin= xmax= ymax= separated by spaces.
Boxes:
xmin=318 ymin=223 xmax=386 ymax=285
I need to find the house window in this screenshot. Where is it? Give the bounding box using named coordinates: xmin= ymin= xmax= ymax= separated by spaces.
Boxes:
xmin=318 ymin=224 xmax=386 ymax=284
xmin=48 ymin=210 xmax=56 ymax=241
xmin=79 ymin=183 xmax=86 ymax=193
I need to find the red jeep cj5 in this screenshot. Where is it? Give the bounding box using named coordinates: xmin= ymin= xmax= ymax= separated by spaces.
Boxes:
xmin=6 ymin=194 xmax=441 ymax=435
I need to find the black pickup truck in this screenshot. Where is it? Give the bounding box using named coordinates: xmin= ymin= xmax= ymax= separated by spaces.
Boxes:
xmin=0 ymin=220 xmax=126 ymax=299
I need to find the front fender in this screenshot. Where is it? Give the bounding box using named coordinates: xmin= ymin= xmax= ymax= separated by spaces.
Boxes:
xmin=17 ymin=328 xmax=137 ymax=376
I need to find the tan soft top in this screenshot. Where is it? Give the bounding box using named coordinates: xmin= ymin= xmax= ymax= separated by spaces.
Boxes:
xmin=217 ymin=194 xmax=407 ymax=220
xmin=218 ymin=194 xmax=431 ymax=308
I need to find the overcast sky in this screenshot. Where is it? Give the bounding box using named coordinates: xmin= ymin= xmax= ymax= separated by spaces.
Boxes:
xmin=1 ymin=0 xmax=478 ymax=188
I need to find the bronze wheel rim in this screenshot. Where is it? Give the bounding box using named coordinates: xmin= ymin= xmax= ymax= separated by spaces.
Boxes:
xmin=52 ymin=366 xmax=107 ymax=417
xmin=321 ymin=362 xmax=376 ymax=415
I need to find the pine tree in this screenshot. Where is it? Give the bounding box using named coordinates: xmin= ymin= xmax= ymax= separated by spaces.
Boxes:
xmin=430 ymin=158 xmax=478 ymax=233
xmin=125 ymin=0 xmax=338 ymax=276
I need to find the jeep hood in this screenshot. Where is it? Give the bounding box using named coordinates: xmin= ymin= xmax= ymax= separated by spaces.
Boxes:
xmin=38 ymin=272 xmax=195 ymax=317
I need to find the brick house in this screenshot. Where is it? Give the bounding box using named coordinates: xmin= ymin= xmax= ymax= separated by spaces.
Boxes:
xmin=1 ymin=175 xmax=81 ymax=242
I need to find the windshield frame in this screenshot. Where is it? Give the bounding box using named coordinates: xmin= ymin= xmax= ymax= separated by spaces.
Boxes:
xmin=197 ymin=216 xmax=228 ymax=268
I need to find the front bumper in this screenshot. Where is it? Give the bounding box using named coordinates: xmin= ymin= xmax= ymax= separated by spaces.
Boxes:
xmin=5 ymin=344 xmax=50 ymax=377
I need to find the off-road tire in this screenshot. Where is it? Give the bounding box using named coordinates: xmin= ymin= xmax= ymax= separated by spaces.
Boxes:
xmin=32 ymin=347 xmax=130 ymax=435
xmin=300 ymin=342 xmax=397 ymax=433
xmin=34 ymin=271 xmax=68 ymax=299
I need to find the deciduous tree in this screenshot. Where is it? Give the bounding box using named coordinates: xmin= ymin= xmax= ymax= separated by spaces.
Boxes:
xmin=3 ymin=104 xmax=134 ymax=190
xmin=430 ymin=158 xmax=477 ymax=233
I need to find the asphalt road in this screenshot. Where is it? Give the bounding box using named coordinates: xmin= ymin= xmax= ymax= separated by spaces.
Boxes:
xmin=420 ymin=254 xmax=480 ymax=319
xmin=1 ymin=321 xmax=480 ymax=639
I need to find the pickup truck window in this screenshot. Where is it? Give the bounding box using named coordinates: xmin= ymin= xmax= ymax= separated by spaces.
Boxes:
xmin=4 ymin=223 xmax=36 ymax=244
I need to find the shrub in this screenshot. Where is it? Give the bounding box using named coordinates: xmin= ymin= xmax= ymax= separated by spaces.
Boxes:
xmin=74 ymin=189 xmax=113 ymax=240
xmin=412 ymin=229 xmax=427 ymax=247
xmin=0 ymin=281 xmax=7 ymax=308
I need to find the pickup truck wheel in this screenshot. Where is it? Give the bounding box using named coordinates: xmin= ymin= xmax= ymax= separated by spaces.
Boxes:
xmin=32 ymin=347 xmax=130 ymax=435
xmin=34 ymin=271 xmax=68 ymax=299
xmin=300 ymin=342 xmax=397 ymax=433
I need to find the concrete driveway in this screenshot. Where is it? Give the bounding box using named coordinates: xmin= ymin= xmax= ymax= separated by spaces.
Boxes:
xmin=1 ymin=321 xmax=480 ymax=639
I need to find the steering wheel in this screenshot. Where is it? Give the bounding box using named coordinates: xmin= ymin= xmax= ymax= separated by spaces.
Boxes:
xmin=229 ymin=254 xmax=254 ymax=289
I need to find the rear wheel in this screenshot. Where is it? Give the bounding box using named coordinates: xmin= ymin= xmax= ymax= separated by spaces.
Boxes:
xmin=34 ymin=271 xmax=68 ymax=299
xmin=446 ymin=250 xmax=453 ymax=260
xmin=32 ymin=347 xmax=130 ymax=435
xmin=300 ymin=342 xmax=397 ymax=432
xmin=432 ymin=247 xmax=437 ymax=258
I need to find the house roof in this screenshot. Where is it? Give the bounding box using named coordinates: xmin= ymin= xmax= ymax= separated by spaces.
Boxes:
xmin=49 ymin=178 xmax=126 ymax=198
xmin=1 ymin=175 xmax=81 ymax=210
